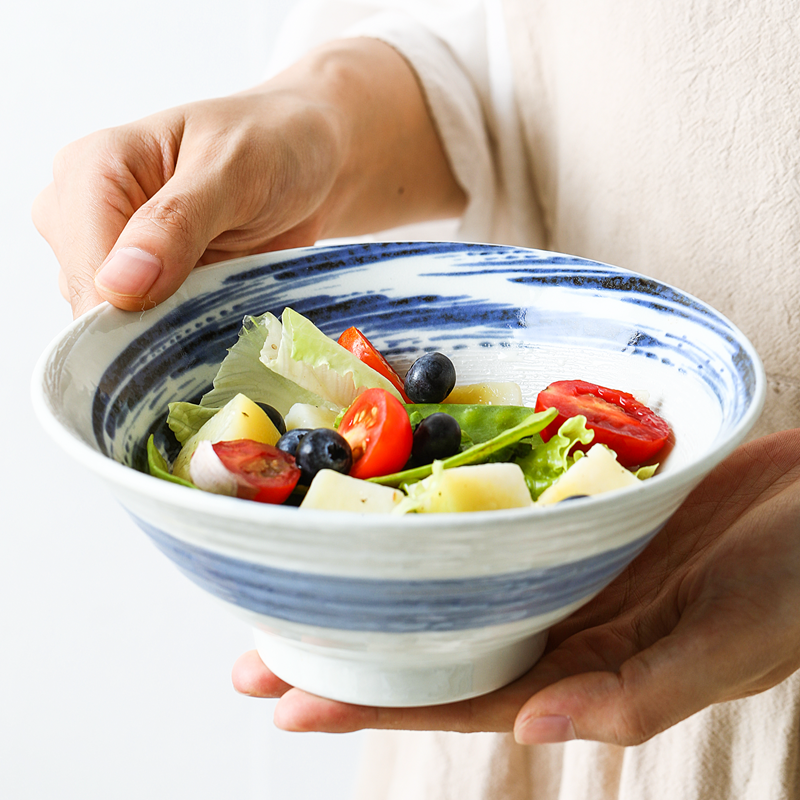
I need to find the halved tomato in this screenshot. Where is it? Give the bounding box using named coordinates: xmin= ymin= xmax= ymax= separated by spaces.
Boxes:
xmin=338 ymin=326 xmax=410 ymax=402
xmin=534 ymin=380 xmax=671 ymax=467
xmin=338 ymin=388 xmax=413 ymax=479
xmin=212 ymin=439 xmax=301 ymax=504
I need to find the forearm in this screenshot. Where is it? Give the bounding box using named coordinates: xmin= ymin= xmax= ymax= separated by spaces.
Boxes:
xmin=261 ymin=37 xmax=467 ymax=237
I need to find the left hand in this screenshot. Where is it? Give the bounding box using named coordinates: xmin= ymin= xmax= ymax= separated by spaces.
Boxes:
xmin=232 ymin=428 xmax=800 ymax=745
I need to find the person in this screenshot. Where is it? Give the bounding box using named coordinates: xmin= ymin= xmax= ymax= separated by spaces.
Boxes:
xmin=33 ymin=1 xmax=800 ymax=797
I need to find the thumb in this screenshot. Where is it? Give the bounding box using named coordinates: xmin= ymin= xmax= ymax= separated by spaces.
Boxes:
xmin=512 ymin=631 xmax=734 ymax=747
xmin=94 ymin=172 xmax=226 ymax=311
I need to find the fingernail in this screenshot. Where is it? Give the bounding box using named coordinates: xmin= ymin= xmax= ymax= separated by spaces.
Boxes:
xmin=516 ymin=714 xmax=576 ymax=745
xmin=95 ymin=247 xmax=162 ymax=297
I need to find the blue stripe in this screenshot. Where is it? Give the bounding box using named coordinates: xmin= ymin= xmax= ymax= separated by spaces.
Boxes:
xmin=132 ymin=513 xmax=661 ymax=632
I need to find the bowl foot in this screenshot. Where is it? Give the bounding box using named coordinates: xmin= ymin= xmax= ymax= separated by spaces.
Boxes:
xmin=253 ymin=628 xmax=549 ymax=707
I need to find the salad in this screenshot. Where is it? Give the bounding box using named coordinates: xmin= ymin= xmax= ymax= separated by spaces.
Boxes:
xmin=146 ymin=308 xmax=671 ymax=514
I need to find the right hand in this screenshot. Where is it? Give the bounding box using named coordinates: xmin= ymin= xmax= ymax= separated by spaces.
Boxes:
xmin=32 ymin=39 xmax=466 ymax=318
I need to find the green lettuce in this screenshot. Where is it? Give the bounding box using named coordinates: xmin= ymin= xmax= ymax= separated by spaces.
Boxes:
xmin=261 ymin=308 xmax=404 ymax=409
xmin=200 ymin=313 xmax=331 ymax=415
xmin=166 ymin=402 xmax=218 ymax=445
xmin=513 ymin=415 xmax=594 ymax=500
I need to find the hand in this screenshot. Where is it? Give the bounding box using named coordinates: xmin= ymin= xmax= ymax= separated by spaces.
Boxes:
xmin=232 ymin=428 xmax=800 ymax=745
xmin=33 ymin=91 xmax=335 ymax=318
xmin=33 ymin=39 xmax=465 ymax=318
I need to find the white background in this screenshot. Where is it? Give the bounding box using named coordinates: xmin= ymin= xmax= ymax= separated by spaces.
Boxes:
xmin=2 ymin=2 xmax=366 ymax=798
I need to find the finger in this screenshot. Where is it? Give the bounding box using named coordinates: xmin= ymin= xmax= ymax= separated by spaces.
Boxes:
xmin=58 ymin=269 xmax=70 ymax=302
xmin=270 ymin=686 xmax=497 ymax=734
xmin=272 ymin=686 xmax=474 ymax=734
xmin=264 ymin=616 xmax=646 ymax=734
xmin=37 ymin=153 xmax=140 ymax=317
xmin=513 ymin=623 xmax=746 ymax=747
xmin=39 ymin=124 xmax=190 ymax=316
xmin=33 ymin=182 xmax=107 ymax=316
xmin=270 ymin=626 xmax=656 ymax=735
xmin=264 ymin=619 xmax=635 ymax=734
xmin=273 ymin=688 xmax=386 ymax=733
xmin=270 ymin=656 xmax=561 ymax=734
xmin=231 ymin=650 xmax=293 ymax=698
xmin=31 ymin=183 xmax=63 ymax=258
xmin=92 ymin=165 xmax=230 ymax=311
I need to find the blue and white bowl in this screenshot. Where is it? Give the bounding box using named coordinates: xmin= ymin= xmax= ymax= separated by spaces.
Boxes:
xmin=32 ymin=242 xmax=765 ymax=707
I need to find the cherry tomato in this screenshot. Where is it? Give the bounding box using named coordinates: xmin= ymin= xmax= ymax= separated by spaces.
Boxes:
xmin=212 ymin=439 xmax=301 ymax=504
xmin=534 ymin=380 xmax=671 ymax=467
xmin=338 ymin=388 xmax=413 ymax=479
xmin=338 ymin=326 xmax=410 ymax=401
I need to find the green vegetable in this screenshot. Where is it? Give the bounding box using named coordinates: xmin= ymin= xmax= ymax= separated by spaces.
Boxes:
xmin=200 ymin=313 xmax=330 ymax=415
xmin=146 ymin=435 xmax=196 ymax=488
xmin=166 ymin=403 xmax=219 ymax=445
xmin=513 ymin=415 xmax=594 ymax=499
xmin=405 ymin=403 xmax=544 ymax=446
xmin=262 ymin=308 xmax=404 ymax=409
xmin=369 ymin=407 xmax=558 ymax=488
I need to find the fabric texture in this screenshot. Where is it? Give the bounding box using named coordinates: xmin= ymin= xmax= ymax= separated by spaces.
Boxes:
xmin=272 ymin=2 xmax=800 ymax=798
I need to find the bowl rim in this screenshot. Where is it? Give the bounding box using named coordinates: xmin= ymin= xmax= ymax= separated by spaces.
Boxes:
xmin=31 ymin=243 xmax=767 ymax=531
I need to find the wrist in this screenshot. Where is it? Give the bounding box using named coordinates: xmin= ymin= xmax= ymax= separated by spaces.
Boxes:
xmin=264 ymin=38 xmax=466 ymax=238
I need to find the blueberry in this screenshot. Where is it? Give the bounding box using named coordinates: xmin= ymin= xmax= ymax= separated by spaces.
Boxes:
xmin=411 ymin=413 xmax=461 ymax=465
xmin=276 ymin=428 xmax=311 ymax=457
xmin=295 ymin=428 xmax=353 ymax=481
xmin=404 ymin=352 xmax=457 ymax=404
xmin=256 ymin=402 xmax=287 ymax=435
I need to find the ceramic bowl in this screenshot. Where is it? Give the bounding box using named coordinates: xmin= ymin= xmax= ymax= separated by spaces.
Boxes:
xmin=32 ymin=242 xmax=765 ymax=707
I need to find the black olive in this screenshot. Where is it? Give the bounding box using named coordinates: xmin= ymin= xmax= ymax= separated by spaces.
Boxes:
xmin=255 ymin=402 xmax=287 ymax=435
xmin=404 ymin=352 xmax=457 ymax=404
xmin=411 ymin=413 xmax=461 ymax=465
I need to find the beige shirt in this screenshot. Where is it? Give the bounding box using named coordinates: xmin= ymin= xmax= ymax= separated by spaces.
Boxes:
xmin=275 ymin=2 xmax=800 ymax=797
xmin=498 ymin=0 xmax=800 ymax=443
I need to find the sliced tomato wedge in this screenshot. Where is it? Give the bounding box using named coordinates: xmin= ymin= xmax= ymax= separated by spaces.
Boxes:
xmin=534 ymin=380 xmax=671 ymax=467
xmin=338 ymin=388 xmax=413 ymax=479
xmin=338 ymin=326 xmax=410 ymax=402
xmin=212 ymin=439 xmax=301 ymax=504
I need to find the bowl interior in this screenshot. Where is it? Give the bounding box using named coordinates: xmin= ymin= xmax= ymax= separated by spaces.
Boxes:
xmin=37 ymin=241 xmax=764 ymax=497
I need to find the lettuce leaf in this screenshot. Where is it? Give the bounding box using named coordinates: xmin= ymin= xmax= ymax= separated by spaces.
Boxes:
xmin=261 ymin=307 xmax=404 ymax=409
xmin=166 ymin=402 xmax=218 ymax=445
xmin=513 ymin=415 xmax=594 ymax=500
xmin=200 ymin=313 xmax=332 ymax=415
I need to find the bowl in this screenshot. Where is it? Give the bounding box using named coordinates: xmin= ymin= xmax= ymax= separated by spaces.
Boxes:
xmin=32 ymin=241 xmax=765 ymax=707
